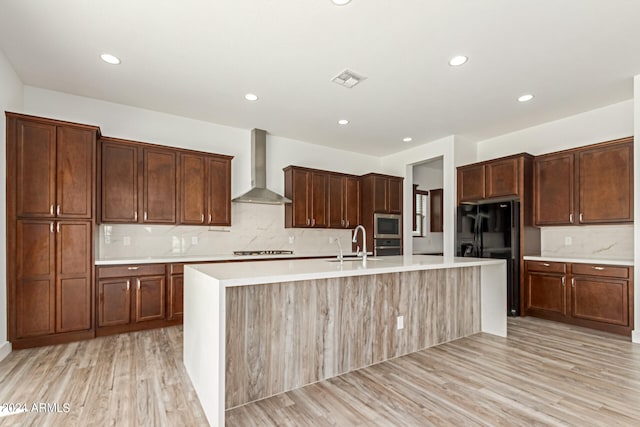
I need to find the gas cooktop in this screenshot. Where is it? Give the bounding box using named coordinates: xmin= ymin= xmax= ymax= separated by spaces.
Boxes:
xmin=233 ymin=250 xmax=294 ymax=256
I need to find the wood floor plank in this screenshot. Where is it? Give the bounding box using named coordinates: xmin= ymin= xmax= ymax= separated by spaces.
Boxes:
xmin=1 ymin=317 xmax=640 ymax=426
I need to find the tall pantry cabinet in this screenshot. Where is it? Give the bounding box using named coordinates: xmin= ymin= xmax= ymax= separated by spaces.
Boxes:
xmin=6 ymin=113 xmax=98 ymax=349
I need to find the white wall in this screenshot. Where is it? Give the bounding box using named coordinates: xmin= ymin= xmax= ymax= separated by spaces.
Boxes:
xmin=380 ymin=136 xmax=457 ymax=258
xmin=412 ymin=159 xmax=444 ymax=254
xmin=23 ymin=87 xmax=383 ymax=197
xmin=0 ymin=49 xmax=24 ymax=360
xmin=477 ymin=99 xmax=633 ymax=159
xmin=634 ymin=75 xmax=640 ymax=344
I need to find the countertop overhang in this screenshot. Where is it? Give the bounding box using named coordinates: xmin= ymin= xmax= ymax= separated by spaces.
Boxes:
xmin=523 ymin=255 xmax=633 ymax=266
xmin=187 ymin=255 xmax=504 ymax=287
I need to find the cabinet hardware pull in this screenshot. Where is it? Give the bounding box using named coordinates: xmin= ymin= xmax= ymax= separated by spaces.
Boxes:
xmin=579 ymin=213 xmax=583 ymax=223
xmin=562 ymin=277 xmax=565 ymax=286
xmin=126 ymin=280 xmax=130 ymax=291
xmin=50 ymin=222 xmax=54 ymax=233
xmin=569 ymin=213 xmax=573 ymax=224
xmin=56 ymin=222 xmax=60 ymax=233
xmin=137 ymin=279 xmax=141 ymax=290
xmin=341 ymin=219 xmax=345 ymax=226
xmin=312 ymin=218 xmax=316 ymax=226
xmin=593 ymin=266 xmax=605 ymax=271
xmin=144 ymin=211 xmax=148 ymax=221
xmin=571 ymin=278 xmax=575 ymax=287
xmin=346 ymin=220 xmax=349 ymax=227
xmin=542 ymin=263 xmax=550 ymax=267
xmin=127 ymin=266 xmax=140 ymax=270
xmin=306 ymin=218 xmax=310 ymax=226
xmin=56 ymin=205 xmax=60 ymax=216
xmin=208 ymin=214 xmax=212 ymax=223
xmin=50 ymin=204 xmax=54 ymax=215
xmin=134 ymin=211 xmax=138 ymax=221
xmin=201 ymin=213 xmax=205 ymax=223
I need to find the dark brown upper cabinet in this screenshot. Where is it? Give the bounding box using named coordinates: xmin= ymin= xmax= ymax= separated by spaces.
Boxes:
xmin=14 ymin=118 xmax=95 ymax=219
xmin=457 ymin=154 xmax=532 ymax=205
xmin=101 ymin=137 xmax=232 ymax=226
xmin=534 ymin=137 xmax=633 ymax=226
xmin=284 ymin=166 xmax=329 ymax=228
xmin=328 ymin=174 xmax=360 ymax=229
xmin=362 ymin=173 xmax=404 ymax=214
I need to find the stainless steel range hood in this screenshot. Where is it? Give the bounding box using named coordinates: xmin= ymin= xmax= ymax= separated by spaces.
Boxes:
xmin=232 ymin=129 xmax=292 ymax=205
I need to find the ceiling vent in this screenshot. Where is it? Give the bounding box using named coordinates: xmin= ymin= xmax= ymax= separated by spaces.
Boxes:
xmin=331 ymin=69 xmax=367 ymax=88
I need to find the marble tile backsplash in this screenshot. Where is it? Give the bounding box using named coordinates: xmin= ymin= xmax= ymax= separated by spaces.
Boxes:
xmin=97 ymin=203 xmax=353 ymax=259
xmin=540 ymin=225 xmax=633 ymax=260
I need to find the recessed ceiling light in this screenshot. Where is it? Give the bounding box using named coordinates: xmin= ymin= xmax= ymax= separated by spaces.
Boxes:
xmin=448 ymin=55 xmax=468 ymax=67
xmin=244 ymin=93 xmax=259 ymax=101
xmin=338 ymin=119 xmax=349 ymax=125
xmin=100 ymin=53 xmax=121 ymax=65
xmin=403 ymin=137 xmax=413 ymax=142
xmin=518 ymin=94 xmax=534 ymax=102
xmin=332 ymin=0 xmax=352 ymax=5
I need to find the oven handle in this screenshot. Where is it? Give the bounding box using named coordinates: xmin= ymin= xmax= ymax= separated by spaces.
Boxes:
xmin=374 ymin=245 xmax=403 ymax=249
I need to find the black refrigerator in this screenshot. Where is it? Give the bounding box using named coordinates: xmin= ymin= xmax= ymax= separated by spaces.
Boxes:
xmin=456 ymin=201 xmax=520 ymax=316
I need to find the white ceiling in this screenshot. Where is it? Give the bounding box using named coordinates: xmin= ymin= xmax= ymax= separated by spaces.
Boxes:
xmin=1 ymin=0 xmax=639 ymax=156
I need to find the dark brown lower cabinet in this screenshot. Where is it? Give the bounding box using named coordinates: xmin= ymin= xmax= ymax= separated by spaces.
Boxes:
xmin=96 ymin=263 xmax=176 ymax=336
xmin=525 ymin=260 xmax=633 ymax=335
xmin=12 ymin=219 xmax=93 ymax=349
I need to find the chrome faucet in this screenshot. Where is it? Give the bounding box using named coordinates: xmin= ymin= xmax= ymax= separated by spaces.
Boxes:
xmin=352 ymin=225 xmax=367 ymax=263
xmin=334 ymin=237 xmax=344 ymax=263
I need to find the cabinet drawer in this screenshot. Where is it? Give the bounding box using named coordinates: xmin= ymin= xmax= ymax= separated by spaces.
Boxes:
xmin=526 ymin=261 xmax=567 ymax=274
xmin=571 ymin=264 xmax=629 ymax=279
xmin=169 ymin=264 xmax=184 ymax=275
xmin=97 ymin=263 xmax=166 ymax=278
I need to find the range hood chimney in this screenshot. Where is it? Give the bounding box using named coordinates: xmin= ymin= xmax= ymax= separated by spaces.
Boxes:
xmin=231 ymin=129 xmax=292 ymax=205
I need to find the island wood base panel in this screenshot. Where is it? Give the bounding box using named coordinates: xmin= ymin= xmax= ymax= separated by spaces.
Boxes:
xmin=225 ymin=267 xmax=480 ymax=409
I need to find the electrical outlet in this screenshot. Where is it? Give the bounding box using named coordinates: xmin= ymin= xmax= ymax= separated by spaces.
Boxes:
xmin=192 ymin=236 xmax=199 ymax=245
xmin=564 ymin=236 xmax=572 ymax=246
xmin=123 ymin=236 xmax=131 ymax=246
xmin=397 ymin=315 xmax=404 ymax=330
xmin=288 ymin=235 xmax=295 ymax=244
xmin=329 ymin=237 xmax=335 ymax=244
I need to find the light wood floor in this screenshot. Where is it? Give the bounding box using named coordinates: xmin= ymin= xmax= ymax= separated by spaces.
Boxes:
xmin=1 ymin=318 xmax=639 ymax=426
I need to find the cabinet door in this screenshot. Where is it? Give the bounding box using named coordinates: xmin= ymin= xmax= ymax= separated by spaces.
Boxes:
xmin=168 ymin=274 xmax=184 ymax=320
xmin=290 ymin=169 xmax=310 ymax=227
xmin=310 ymin=172 xmax=328 ymax=227
xmin=207 ymin=156 xmax=231 ymax=226
xmin=15 ymin=220 xmax=56 ymax=338
xmin=179 ymin=154 xmax=206 ymax=225
xmin=578 ymin=143 xmax=633 ymax=224
xmin=430 ymin=188 xmax=443 ymax=233
xmin=56 ymin=221 xmax=92 ymax=332
xmin=486 ymin=158 xmax=518 ymax=199
xmin=525 ymin=272 xmax=566 ymax=316
xmin=387 ymin=177 xmax=403 ymax=214
xmin=98 ymin=278 xmax=131 ymax=327
xmin=135 ymin=275 xmax=166 ymax=322
xmin=571 ymin=276 xmax=628 ymax=326
xmin=457 ymin=165 xmax=485 ymax=203
xmin=143 ymin=148 xmax=177 ymax=224
xmin=373 ymin=175 xmax=388 ymax=213
xmin=101 ymin=141 xmax=138 ymax=222
xmin=16 ymin=120 xmax=56 ymax=218
xmin=328 ymin=175 xmax=345 ymax=228
xmin=56 ymin=127 xmax=95 ymax=219
xmin=344 ymin=176 xmax=360 ymax=228
xmin=534 ymin=153 xmax=574 ymax=225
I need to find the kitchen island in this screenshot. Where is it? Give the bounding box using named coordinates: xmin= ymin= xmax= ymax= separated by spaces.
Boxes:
xmin=183 ymin=255 xmax=506 ymax=426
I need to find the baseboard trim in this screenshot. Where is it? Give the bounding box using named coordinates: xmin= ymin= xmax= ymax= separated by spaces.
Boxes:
xmin=0 ymin=341 xmax=12 ymax=362
xmin=632 ymin=330 xmax=640 ymax=344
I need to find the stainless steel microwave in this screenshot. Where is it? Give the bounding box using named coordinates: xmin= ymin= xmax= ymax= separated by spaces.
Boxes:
xmin=374 ymin=213 xmax=402 ymax=239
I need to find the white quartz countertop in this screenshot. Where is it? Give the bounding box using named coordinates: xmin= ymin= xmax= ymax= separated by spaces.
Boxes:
xmin=94 ymin=252 xmax=365 ymax=266
xmin=187 ymin=255 xmax=504 ymax=287
xmin=523 ymin=256 xmax=634 ymax=267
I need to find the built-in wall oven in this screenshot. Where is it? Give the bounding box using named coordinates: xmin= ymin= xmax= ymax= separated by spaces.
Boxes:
xmin=373 ymin=213 xmax=402 ymax=256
